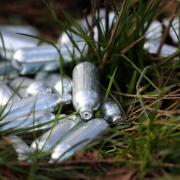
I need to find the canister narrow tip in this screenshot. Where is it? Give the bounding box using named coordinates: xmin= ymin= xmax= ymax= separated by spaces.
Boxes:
xmin=80 ymin=109 xmax=93 ymax=120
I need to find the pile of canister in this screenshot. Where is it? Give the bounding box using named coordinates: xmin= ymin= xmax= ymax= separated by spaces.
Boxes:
xmin=0 ymin=10 xmax=179 ymax=162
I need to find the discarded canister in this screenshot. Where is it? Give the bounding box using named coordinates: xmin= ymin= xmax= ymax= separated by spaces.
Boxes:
xmin=50 ymin=118 xmax=109 ymax=162
xmin=0 ymin=81 xmax=20 ymax=107
xmin=0 ymin=62 xmax=18 ymax=79
xmin=72 ymin=62 xmax=100 ymax=120
xmin=0 ymin=111 xmax=55 ymax=132
xmin=12 ymin=41 xmax=87 ymax=74
xmin=163 ymin=17 xmax=179 ymax=44
xmin=144 ymin=41 xmax=177 ymax=57
xmin=145 ymin=20 xmax=162 ymax=41
xmin=102 ymin=98 xmax=124 ymax=124
xmin=31 ymin=115 xmax=81 ymax=152
xmin=26 ymin=81 xmax=52 ymax=97
xmin=10 ymin=77 xmax=34 ymax=98
xmin=0 ymin=25 xmax=39 ymax=36
xmin=0 ymin=29 xmax=38 ymax=59
xmin=10 ymin=77 xmax=51 ymax=98
xmin=7 ymin=135 xmax=33 ymax=161
xmin=12 ymin=45 xmax=59 ymax=74
xmin=2 ymin=93 xmax=71 ymax=119
xmin=36 ymin=73 xmax=72 ymax=95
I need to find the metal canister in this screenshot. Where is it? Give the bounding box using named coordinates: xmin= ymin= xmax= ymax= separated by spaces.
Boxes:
xmin=12 ymin=41 xmax=87 ymax=74
xmin=145 ymin=20 xmax=162 ymax=42
xmin=2 ymin=93 xmax=71 ymax=119
xmin=0 ymin=111 xmax=55 ymax=132
xmin=7 ymin=135 xmax=33 ymax=161
xmin=102 ymin=98 xmax=124 ymax=125
xmin=163 ymin=17 xmax=179 ymax=44
xmin=10 ymin=77 xmax=51 ymax=98
xmin=144 ymin=41 xmax=177 ymax=57
xmin=12 ymin=45 xmax=59 ymax=74
xmin=31 ymin=115 xmax=81 ymax=152
xmin=26 ymin=81 xmax=52 ymax=97
xmin=10 ymin=77 xmax=34 ymax=98
xmin=0 ymin=62 xmax=18 ymax=79
xmin=0 ymin=81 xmax=20 ymax=107
xmin=0 ymin=29 xmax=38 ymax=59
xmin=0 ymin=25 xmax=39 ymax=36
xmin=72 ymin=62 xmax=100 ymax=120
xmin=36 ymin=73 xmax=72 ymax=95
xmin=50 ymin=118 xmax=109 ymax=162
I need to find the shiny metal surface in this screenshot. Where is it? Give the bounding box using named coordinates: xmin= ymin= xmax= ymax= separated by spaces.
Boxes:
xmin=0 ymin=112 xmax=55 ymax=132
xmin=144 ymin=41 xmax=177 ymax=57
xmin=59 ymin=9 xmax=115 ymax=44
xmin=10 ymin=77 xmax=34 ymax=98
xmin=10 ymin=77 xmax=52 ymax=98
xmin=12 ymin=44 xmax=59 ymax=74
xmin=0 ymin=81 xmax=20 ymax=106
xmin=0 ymin=62 xmax=18 ymax=78
xmin=36 ymin=73 xmax=72 ymax=95
xmin=50 ymin=118 xmax=109 ymax=162
xmin=72 ymin=62 xmax=100 ymax=120
xmin=26 ymin=81 xmax=52 ymax=97
xmin=2 ymin=93 xmax=71 ymax=119
xmin=0 ymin=29 xmax=38 ymax=59
xmin=145 ymin=21 xmax=162 ymax=41
xmin=31 ymin=115 xmax=81 ymax=152
xmin=12 ymin=41 xmax=87 ymax=74
xmin=102 ymin=98 xmax=123 ymax=124
xmin=163 ymin=17 xmax=179 ymax=44
xmin=0 ymin=25 xmax=39 ymax=36
xmin=7 ymin=135 xmax=33 ymax=161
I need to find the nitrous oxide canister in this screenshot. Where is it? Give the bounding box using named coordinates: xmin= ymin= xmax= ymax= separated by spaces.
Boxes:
xmin=72 ymin=62 xmax=100 ymax=120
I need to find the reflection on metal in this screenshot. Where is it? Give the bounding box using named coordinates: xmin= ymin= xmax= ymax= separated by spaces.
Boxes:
xmin=12 ymin=41 xmax=87 ymax=74
xmin=2 ymin=93 xmax=71 ymax=119
xmin=0 ymin=29 xmax=38 ymax=59
xmin=0 ymin=112 xmax=55 ymax=132
xmin=0 ymin=81 xmax=20 ymax=106
xmin=102 ymin=98 xmax=123 ymax=124
xmin=163 ymin=17 xmax=179 ymax=44
xmin=50 ymin=118 xmax=109 ymax=162
xmin=72 ymin=62 xmax=100 ymax=120
xmin=144 ymin=41 xmax=177 ymax=57
xmin=7 ymin=135 xmax=33 ymax=161
xmin=31 ymin=115 xmax=81 ymax=152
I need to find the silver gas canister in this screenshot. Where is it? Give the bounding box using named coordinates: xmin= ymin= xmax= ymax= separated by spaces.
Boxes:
xmin=7 ymin=135 xmax=33 ymax=161
xmin=0 ymin=29 xmax=38 ymax=59
xmin=50 ymin=118 xmax=109 ymax=162
xmin=31 ymin=115 xmax=81 ymax=152
xmin=26 ymin=81 xmax=52 ymax=97
xmin=163 ymin=17 xmax=179 ymax=44
xmin=145 ymin=20 xmax=162 ymax=42
xmin=12 ymin=44 xmax=59 ymax=74
xmin=144 ymin=41 xmax=177 ymax=57
xmin=2 ymin=93 xmax=71 ymax=119
xmin=0 ymin=81 xmax=20 ymax=106
xmin=0 ymin=111 xmax=55 ymax=132
xmin=47 ymin=74 xmax=72 ymax=95
xmin=12 ymin=41 xmax=87 ymax=74
xmin=72 ymin=62 xmax=100 ymax=120
xmin=10 ymin=77 xmax=51 ymax=98
xmin=10 ymin=77 xmax=34 ymax=98
xmin=59 ymin=9 xmax=116 ymax=44
xmin=102 ymin=98 xmax=124 ymax=124
xmin=36 ymin=73 xmax=72 ymax=95
xmin=0 ymin=62 xmax=18 ymax=79
xmin=0 ymin=25 xmax=39 ymax=36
